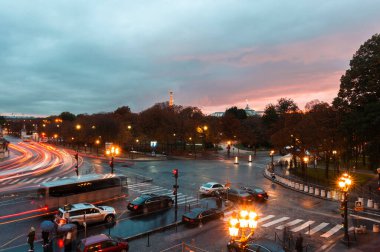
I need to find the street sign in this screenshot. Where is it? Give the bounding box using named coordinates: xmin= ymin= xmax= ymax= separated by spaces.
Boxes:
xmin=354 ymin=201 xmax=364 ymax=211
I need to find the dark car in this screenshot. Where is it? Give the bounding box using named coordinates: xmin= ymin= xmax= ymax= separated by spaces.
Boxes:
xmin=227 ymin=238 xmax=285 ymax=252
xmin=225 ymin=188 xmax=254 ymax=204
xmin=127 ymin=194 xmax=173 ymax=214
xmin=241 ymin=186 xmax=269 ymax=201
xmin=77 ymin=234 xmax=129 ymax=252
xmin=182 ymin=208 xmax=224 ymax=226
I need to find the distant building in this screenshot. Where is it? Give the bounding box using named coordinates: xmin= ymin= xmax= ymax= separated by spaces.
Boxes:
xmin=210 ymin=103 xmax=261 ymax=117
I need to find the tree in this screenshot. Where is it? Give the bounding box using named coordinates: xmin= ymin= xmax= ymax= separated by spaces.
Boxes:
xmin=0 ymin=116 xmax=5 ymax=126
xmin=333 ymin=33 xmax=380 ymax=110
xmin=276 ymin=98 xmax=299 ymax=114
xmin=225 ymin=106 xmax=247 ymax=120
xmin=59 ymin=112 xmax=76 ymax=121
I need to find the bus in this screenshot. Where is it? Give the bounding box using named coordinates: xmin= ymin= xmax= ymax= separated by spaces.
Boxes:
xmin=35 ymin=174 xmax=128 ymax=210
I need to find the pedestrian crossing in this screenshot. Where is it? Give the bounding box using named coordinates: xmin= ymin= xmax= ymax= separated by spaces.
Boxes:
xmin=223 ymin=211 xmax=343 ymax=239
xmin=127 ymin=182 xmax=199 ymax=207
xmin=0 ymin=176 xmax=69 ymax=185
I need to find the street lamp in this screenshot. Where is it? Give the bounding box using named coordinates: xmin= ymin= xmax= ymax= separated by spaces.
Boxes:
xmin=228 ymin=209 xmax=258 ymax=251
xmin=106 ymin=145 xmax=120 ymax=174
xmin=270 ymin=150 xmax=275 ymax=168
xmin=338 ymin=173 xmax=352 ymax=245
xmin=95 ymin=139 xmax=100 ymax=156
xmin=303 ymin=156 xmax=309 ymax=181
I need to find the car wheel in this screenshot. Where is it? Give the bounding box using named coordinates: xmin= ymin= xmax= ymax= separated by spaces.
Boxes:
xmin=143 ymin=206 xmax=148 ymax=214
xmin=105 ymin=215 xmax=115 ymax=223
xmin=167 ymin=201 xmax=173 ymax=208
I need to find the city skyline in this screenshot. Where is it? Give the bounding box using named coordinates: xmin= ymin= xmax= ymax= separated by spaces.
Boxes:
xmin=1 ymin=0 xmax=380 ymax=116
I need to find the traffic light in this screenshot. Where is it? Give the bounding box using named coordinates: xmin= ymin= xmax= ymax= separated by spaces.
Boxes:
xmin=172 ymin=169 xmax=178 ymax=178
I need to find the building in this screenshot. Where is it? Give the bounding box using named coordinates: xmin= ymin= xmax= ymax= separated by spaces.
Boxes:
xmin=210 ymin=103 xmax=261 ymax=117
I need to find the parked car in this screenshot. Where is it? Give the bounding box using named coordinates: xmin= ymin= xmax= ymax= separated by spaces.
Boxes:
xmin=241 ymin=186 xmax=268 ymax=201
xmin=227 ymin=238 xmax=285 ymax=252
xmin=77 ymin=234 xmax=129 ymax=252
xmin=55 ymin=203 xmax=116 ymax=226
xmin=182 ymin=207 xmax=224 ymax=226
xmin=199 ymin=182 xmax=226 ymax=196
xmin=127 ymin=193 xmax=173 ymax=214
xmin=225 ymin=188 xmax=253 ymax=204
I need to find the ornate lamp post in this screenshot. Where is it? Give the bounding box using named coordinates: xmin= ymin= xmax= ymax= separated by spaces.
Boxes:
xmin=227 ymin=209 xmax=258 ymax=251
xmin=95 ymin=139 xmax=100 ymax=156
xmin=338 ymin=173 xmax=352 ymax=245
xmin=270 ymin=150 xmax=275 ymax=169
xmin=106 ymin=145 xmax=120 ymax=174
xmin=303 ymin=156 xmax=309 ymax=181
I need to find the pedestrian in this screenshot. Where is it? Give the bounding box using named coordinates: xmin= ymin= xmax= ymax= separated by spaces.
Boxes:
xmin=42 ymin=230 xmax=49 ymax=247
xmin=27 ymin=227 xmax=35 ymax=251
xmin=295 ymin=233 xmax=303 ymax=252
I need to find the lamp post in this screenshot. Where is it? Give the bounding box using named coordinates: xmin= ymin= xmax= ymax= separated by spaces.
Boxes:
xmin=106 ymin=145 xmax=120 ymax=174
xmin=95 ymin=139 xmax=100 ymax=156
xmin=75 ymin=124 xmax=81 ymax=151
xmin=303 ymin=156 xmax=309 ymax=181
xmin=338 ymin=173 xmax=352 ymax=245
xmin=227 ymin=209 xmax=258 ymax=251
xmin=270 ymin=150 xmax=275 ymax=168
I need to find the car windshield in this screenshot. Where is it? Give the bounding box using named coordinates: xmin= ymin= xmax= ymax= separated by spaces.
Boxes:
xmin=254 ymin=188 xmax=265 ymax=193
xmin=132 ymin=196 xmax=147 ymax=204
xmin=203 ymin=183 xmax=213 ymax=188
xmin=185 ymin=208 xmax=204 ymax=218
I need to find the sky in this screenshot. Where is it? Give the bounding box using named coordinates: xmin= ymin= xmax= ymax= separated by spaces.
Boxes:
xmin=0 ymin=0 xmax=379 ymax=117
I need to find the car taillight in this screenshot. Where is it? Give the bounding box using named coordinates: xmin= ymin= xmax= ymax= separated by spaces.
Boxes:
xmin=134 ymin=205 xmax=138 ymax=210
xmin=190 ymin=219 xmax=194 ymax=222
xmin=258 ymin=194 xmax=263 ymax=198
xmin=59 ymin=219 xmax=67 ymax=225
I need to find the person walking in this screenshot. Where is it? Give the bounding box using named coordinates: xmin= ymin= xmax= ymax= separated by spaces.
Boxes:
xmin=295 ymin=233 xmax=303 ymax=252
xmin=27 ymin=227 xmax=35 ymax=251
xmin=42 ymin=230 xmax=49 ymax=247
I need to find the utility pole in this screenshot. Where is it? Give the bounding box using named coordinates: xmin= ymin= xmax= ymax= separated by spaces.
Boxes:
xmin=172 ymin=169 xmax=179 ymax=222
xmin=74 ymin=151 xmax=79 ymax=176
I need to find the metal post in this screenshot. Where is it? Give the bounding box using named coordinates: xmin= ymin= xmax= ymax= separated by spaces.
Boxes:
xmin=147 ymin=233 xmax=150 ymax=247
xmin=175 ymin=176 xmax=178 ymax=222
xmin=111 ymin=156 xmax=114 ymax=174
xmin=343 ymin=191 xmax=349 ymax=245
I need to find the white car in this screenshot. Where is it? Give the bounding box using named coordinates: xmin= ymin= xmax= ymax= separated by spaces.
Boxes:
xmin=55 ymin=203 xmax=116 ymax=226
xmin=199 ymin=182 xmax=226 ymax=195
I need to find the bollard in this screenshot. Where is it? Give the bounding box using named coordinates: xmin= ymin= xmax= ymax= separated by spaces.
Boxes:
xmin=291 ymin=182 xmax=295 ymax=188
xmin=367 ymin=199 xmax=374 ymax=208
xmin=374 ymin=203 xmax=379 ymax=210
xmin=299 ymin=184 xmax=304 ymax=191
xmin=321 ymin=190 xmax=326 ymax=197
xmin=315 ymin=188 xmax=320 ymax=196
xmin=234 ymin=156 xmax=239 ymax=164
xmin=334 ymin=191 xmax=339 ymax=200
xmin=248 ymin=155 xmax=252 ymax=163
xmin=309 ymin=187 xmax=314 ymax=194
xmin=295 ymin=183 xmax=299 ymax=190
xmin=358 ymin=197 xmax=364 ymax=206
xmin=373 ymin=224 xmax=380 ymax=233
xmin=327 ymin=191 xmax=331 ymax=199
xmin=304 ymin=186 xmax=309 ymax=193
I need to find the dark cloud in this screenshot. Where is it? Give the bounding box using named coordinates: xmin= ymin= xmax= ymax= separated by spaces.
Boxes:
xmin=0 ymin=0 xmax=379 ymax=116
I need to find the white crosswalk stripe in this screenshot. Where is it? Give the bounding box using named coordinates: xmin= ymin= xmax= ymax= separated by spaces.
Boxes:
xmin=134 ymin=186 xmax=166 ymax=193
xmin=305 ymin=222 xmax=329 ymax=235
xmin=51 ymin=177 xmax=60 ymax=182
xmin=128 ymin=182 xmax=151 ymax=189
xmin=262 ymin=217 xmax=290 ymax=227
xmin=34 ymin=177 xmax=45 ymax=183
xmin=1 ymin=179 xmax=13 ymax=185
xmin=276 ymin=219 xmax=303 ymax=230
xmin=25 ymin=178 xmax=37 ymax=184
xmin=9 ymin=179 xmax=21 ymax=184
xmin=42 ymin=177 xmax=53 ymax=183
xmin=291 ymin=220 xmax=315 ymax=232
xmin=258 ymin=215 xmax=275 ymax=223
xmin=19 ymin=178 xmax=30 ymax=183
xmin=320 ymin=224 xmax=342 ymax=238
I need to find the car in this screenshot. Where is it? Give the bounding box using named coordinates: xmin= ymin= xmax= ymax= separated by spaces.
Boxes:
xmin=127 ymin=193 xmax=174 ymax=214
xmin=182 ymin=207 xmax=224 ymax=226
xmin=77 ymin=234 xmax=129 ymax=252
xmin=199 ymin=182 xmax=226 ymax=196
xmin=227 ymin=238 xmax=285 ymax=252
xmin=225 ymin=188 xmax=253 ymax=204
xmin=241 ymin=186 xmax=269 ymax=201
xmin=55 ymin=203 xmax=116 ymax=227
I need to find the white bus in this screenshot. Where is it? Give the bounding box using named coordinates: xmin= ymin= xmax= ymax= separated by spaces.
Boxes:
xmin=35 ymin=174 xmax=128 ymax=210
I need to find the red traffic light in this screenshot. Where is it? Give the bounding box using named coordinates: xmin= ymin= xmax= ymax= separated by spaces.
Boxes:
xmin=172 ymin=169 xmax=178 ymax=178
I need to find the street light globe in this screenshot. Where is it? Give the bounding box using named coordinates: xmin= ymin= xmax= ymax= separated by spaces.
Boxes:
xmin=106 ymin=150 xmax=110 ymax=155
xmin=270 ymin=150 xmax=274 ymax=156
xmin=338 ymin=181 xmax=345 ymax=188
xmin=203 ymin=125 xmax=208 ymax=131
xmin=303 ymin=156 xmax=309 ymax=163
xmin=95 ymin=140 xmax=100 ymax=145
xmin=76 ymin=124 xmax=81 ymax=130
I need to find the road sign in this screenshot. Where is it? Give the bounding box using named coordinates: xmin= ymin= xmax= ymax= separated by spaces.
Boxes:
xmin=354 ymin=201 xmax=364 ymax=211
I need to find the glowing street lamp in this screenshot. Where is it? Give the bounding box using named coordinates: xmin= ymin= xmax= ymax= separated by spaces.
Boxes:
xmin=338 ymin=173 xmax=352 ymax=245
xmin=106 ymin=145 xmax=120 ymax=174
xmin=95 ymin=139 xmax=100 ymax=156
xmin=227 ymin=209 xmax=258 ymax=250
xmin=270 ymin=150 xmax=275 ymax=167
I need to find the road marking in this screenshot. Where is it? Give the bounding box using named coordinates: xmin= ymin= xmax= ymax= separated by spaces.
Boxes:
xmin=276 ymin=219 xmax=303 ymax=230
xmin=291 ymin=220 xmax=315 ymax=232
xmin=128 ymin=182 xmax=150 ymax=189
xmin=26 ymin=178 xmax=37 ymax=184
xmin=42 ymin=177 xmax=53 ymax=183
xmin=305 ymin=222 xmax=329 ymax=235
xmin=178 ymin=198 xmax=197 ymax=204
xmin=258 ymin=215 xmax=275 ymax=223
xmin=51 ymin=177 xmax=60 ymax=181
xmin=34 ymin=177 xmax=45 ymax=183
xmin=321 ymin=224 xmax=342 ymax=238
xmin=262 ymin=217 xmax=290 ymax=227
xmin=350 ymin=214 xmax=380 ymax=224
xmin=19 ymin=178 xmax=30 ymax=183
xmin=135 ymin=186 xmax=166 ymax=193
xmin=1 ymin=180 xmax=12 ymax=185
xmin=9 ymin=179 xmax=20 ymax=184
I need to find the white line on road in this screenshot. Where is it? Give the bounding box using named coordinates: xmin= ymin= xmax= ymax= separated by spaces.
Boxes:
xmin=305 ymin=222 xmax=329 ymax=235
xmin=350 ymin=214 xmax=380 ymax=224
xmin=25 ymin=178 xmax=37 ymax=184
xmin=19 ymin=178 xmax=30 ymax=183
xmin=9 ymin=179 xmax=20 ymax=184
xmin=262 ymin=217 xmax=290 ymax=227
xmin=258 ymin=215 xmax=275 ymax=223
xmin=34 ymin=177 xmax=45 ymax=183
xmin=276 ymin=219 xmax=303 ymax=230
xmin=291 ymin=220 xmax=315 ymax=232
xmin=320 ymin=224 xmax=342 ymax=238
